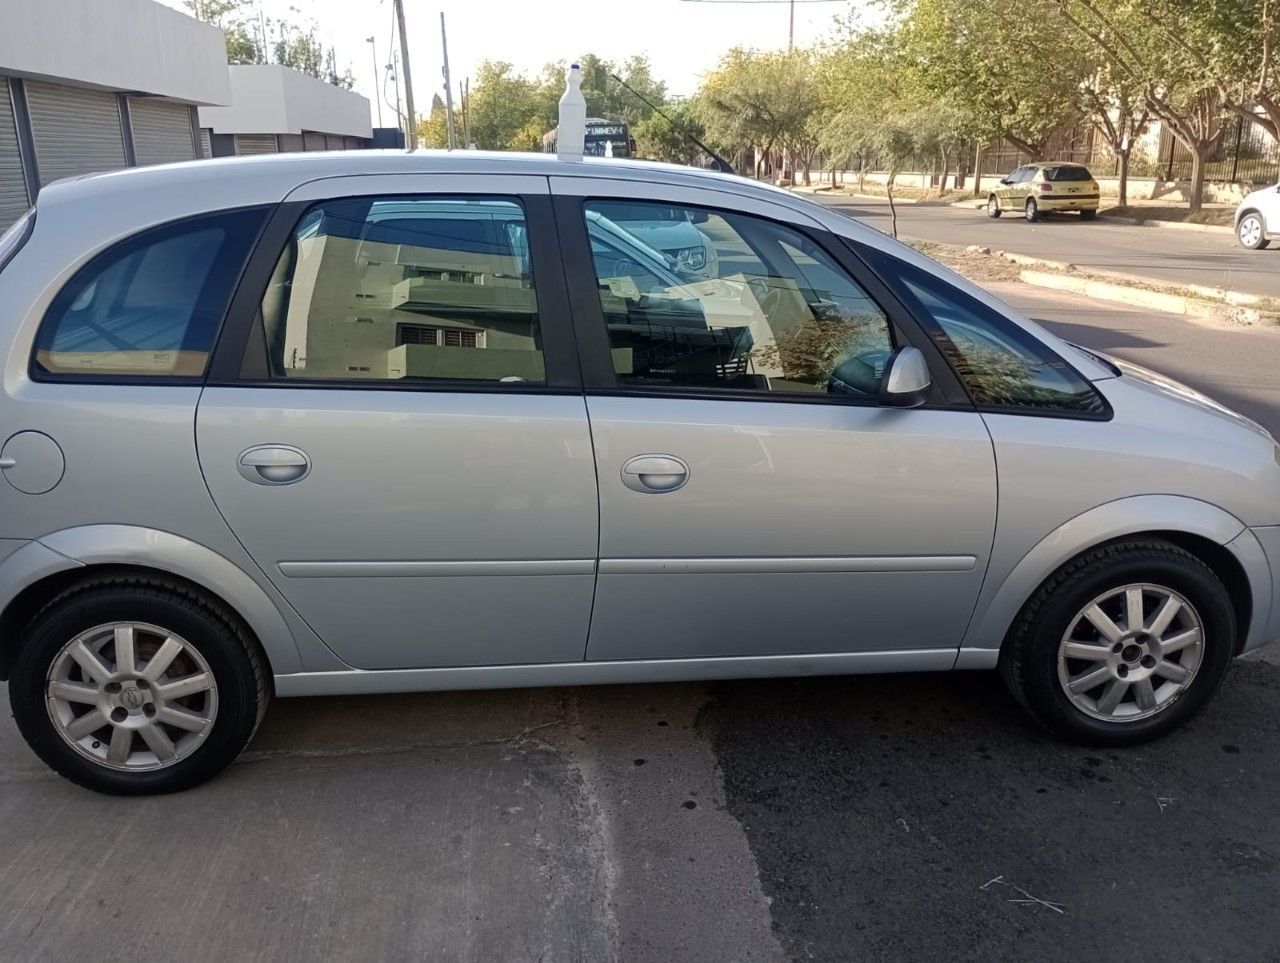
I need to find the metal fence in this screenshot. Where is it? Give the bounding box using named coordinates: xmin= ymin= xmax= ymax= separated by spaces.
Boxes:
xmin=822 ymin=117 xmax=1280 ymax=186
xmin=1134 ymin=115 xmax=1280 ymax=185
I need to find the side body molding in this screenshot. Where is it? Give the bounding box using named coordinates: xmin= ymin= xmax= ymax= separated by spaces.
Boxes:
xmin=25 ymin=525 xmax=336 ymax=674
xmin=958 ymin=495 xmax=1269 ymax=666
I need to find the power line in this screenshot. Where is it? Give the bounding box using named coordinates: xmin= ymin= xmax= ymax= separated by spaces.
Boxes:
xmin=676 ymin=0 xmax=846 ymax=4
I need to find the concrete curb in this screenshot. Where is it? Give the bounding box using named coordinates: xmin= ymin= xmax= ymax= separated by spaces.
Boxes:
xmin=1017 ymin=269 xmax=1266 ymax=323
xmin=1098 ymin=214 xmax=1234 ymax=236
xmin=791 ymin=187 xmax=920 ymax=204
xmin=997 ymin=250 xmax=1268 ymax=308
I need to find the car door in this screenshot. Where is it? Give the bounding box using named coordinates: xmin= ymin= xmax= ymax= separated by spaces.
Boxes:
xmin=196 ymin=174 xmax=598 ymax=670
xmin=997 ymin=167 xmax=1022 ymax=208
xmin=550 ymin=177 xmax=998 ymax=663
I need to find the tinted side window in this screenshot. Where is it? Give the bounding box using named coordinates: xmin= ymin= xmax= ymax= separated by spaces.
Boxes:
xmin=889 ymin=260 xmax=1105 ymax=415
xmin=583 ymin=200 xmax=893 ymax=398
xmin=261 ymin=196 xmax=544 ymax=384
xmin=34 ymin=208 xmax=265 ymax=379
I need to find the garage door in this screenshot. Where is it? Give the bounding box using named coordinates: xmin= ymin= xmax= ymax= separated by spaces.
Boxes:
xmin=278 ymin=134 xmax=304 ymax=153
xmin=303 ymin=132 xmax=324 ymax=151
xmin=25 ymin=81 xmax=126 ymax=185
xmin=234 ymin=134 xmax=278 ymax=155
xmin=129 ymin=98 xmax=195 ymax=166
xmin=0 ymin=78 xmax=29 ymax=228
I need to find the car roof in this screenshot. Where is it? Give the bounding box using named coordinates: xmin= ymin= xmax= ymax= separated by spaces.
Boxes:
xmin=35 ymin=149 xmax=805 ymax=223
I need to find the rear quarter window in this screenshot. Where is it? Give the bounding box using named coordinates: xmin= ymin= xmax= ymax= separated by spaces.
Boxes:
xmin=32 ymin=208 xmax=266 ymax=381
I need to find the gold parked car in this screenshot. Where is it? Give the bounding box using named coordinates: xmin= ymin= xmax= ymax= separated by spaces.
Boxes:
xmin=987 ymin=163 xmax=1101 ymax=222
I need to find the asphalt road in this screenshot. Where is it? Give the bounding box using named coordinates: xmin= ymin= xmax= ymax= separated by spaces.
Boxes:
xmin=3 ymin=284 xmax=1280 ymax=960
xmin=815 ymin=193 xmax=1280 ymax=300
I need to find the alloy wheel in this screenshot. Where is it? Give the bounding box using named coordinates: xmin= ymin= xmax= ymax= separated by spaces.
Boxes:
xmin=45 ymin=621 xmax=219 ymax=771
xmin=1239 ymin=215 xmax=1263 ymax=248
xmin=1056 ymin=583 xmax=1204 ymax=722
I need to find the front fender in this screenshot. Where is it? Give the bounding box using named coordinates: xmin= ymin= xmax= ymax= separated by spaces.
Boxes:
xmin=17 ymin=525 xmax=312 ymax=674
xmin=958 ymin=495 xmax=1269 ymax=666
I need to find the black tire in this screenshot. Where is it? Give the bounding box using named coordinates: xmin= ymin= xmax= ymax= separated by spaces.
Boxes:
xmin=999 ymin=539 xmax=1235 ymax=746
xmin=9 ymin=576 xmax=269 ymax=795
xmin=986 ymin=195 xmax=1002 ymax=218
xmin=1024 ymin=198 xmax=1039 ymax=222
xmin=1080 ymin=208 xmax=1097 ymax=221
xmin=1237 ymin=211 xmax=1270 ymax=250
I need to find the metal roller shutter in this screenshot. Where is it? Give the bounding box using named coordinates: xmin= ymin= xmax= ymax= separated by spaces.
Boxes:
xmin=345 ymin=136 xmax=363 ymax=150
xmin=277 ymin=134 xmax=304 ymax=153
xmin=199 ymin=128 xmax=212 ymax=158
xmin=234 ymin=134 xmax=278 ymax=155
xmin=325 ymin=135 xmax=343 ymax=151
xmin=129 ymin=97 xmax=196 ymax=166
xmin=25 ymin=81 xmax=126 ymax=185
xmin=0 ymin=79 xmax=29 ymax=227
xmin=303 ymin=132 xmax=324 ymax=151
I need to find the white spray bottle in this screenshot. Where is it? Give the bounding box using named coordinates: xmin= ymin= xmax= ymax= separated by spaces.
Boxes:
xmin=557 ymin=63 xmax=586 ymax=161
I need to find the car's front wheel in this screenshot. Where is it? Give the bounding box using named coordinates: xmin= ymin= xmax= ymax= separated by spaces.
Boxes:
xmin=999 ymin=539 xmax=1235 ymax=745
xmin=1237 ymin=211 xmax=1270 ymax=250
xmin=986 ymin=196 xmax=1002 ymax=218
xmin=9 ymin=577 xmax=269 ymax=794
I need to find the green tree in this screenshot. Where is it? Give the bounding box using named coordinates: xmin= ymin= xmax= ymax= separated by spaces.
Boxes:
xmin=418 ymin=94 xmax=455 ymax=149
xmin=632 ymin=98 xmax=707 ymax=164
xmin=467 ymin=61 xmax=549 ymax=151
xmin=184 ymin=0 xmax=354 ymax=88
xmin=1059 ymin=0 xmax=1227 ymax=210
xmin=698 ymin=48 xmax=817 ymax=180
xmin=183 ymin=0 xmax=262 ymax=64
xmin=890 ymin=0 xmax=1088 ymax=159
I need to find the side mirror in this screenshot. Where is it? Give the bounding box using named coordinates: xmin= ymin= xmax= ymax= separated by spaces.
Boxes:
xmin=688 ymin=209 xmax=710 ymax=224
xmin=999 ymin=177 xmax=1012 ymax=186
xmin=878 ymin=346 xmax=931 ymax=408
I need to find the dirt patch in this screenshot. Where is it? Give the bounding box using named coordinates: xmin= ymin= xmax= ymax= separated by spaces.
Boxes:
xmin=1100 ymin=205 xmax=1234 ymax=227
xmin=910 ymin=241 xmax=1022 ymax=284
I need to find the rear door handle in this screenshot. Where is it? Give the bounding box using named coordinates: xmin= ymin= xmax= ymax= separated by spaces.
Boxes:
xmin=237 ymin=445 xmax=311 ymax=485
xmin=621 ymin=454 xmax=689 ymax=493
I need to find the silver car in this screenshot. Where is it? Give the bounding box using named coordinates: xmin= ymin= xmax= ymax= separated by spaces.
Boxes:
xmin=2 ymin=152 xmax=1279 ymax=795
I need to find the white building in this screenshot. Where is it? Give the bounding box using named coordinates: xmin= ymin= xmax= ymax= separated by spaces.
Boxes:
xmin=0 ymin=0 xmax=231 ymax=227
xmin=0 ymin=0 xmax=377 ymax=230
xmin=198 ymin=64 xmax=373 ymax=158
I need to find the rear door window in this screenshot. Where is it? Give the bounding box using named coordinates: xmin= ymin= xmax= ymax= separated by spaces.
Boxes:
xmin=33 ymin=208 xmax=266 ymax=379
xmin=259 ymin=196 xmax=546 ymax=384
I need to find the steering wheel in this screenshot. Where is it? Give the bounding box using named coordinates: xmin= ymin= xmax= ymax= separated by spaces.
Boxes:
xmin=744 ymin=277 xmax=784 ymax=317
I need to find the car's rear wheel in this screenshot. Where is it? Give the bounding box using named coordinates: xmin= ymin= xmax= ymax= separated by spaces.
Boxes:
xmin=1237 ymin=211 xmax=1270 ymax=250
xmin=986 ymin=195 xmax=1002 ymax=218
xmin=1024 ymin=198 xmax=1039 ymax=222
xmin=9 ymin=577 xmax=268 ymax=794
xmin=999 ymin=539 xmax=1235 ymax=746
xmin=1080 ymin=208 xmax=1097 ymax=221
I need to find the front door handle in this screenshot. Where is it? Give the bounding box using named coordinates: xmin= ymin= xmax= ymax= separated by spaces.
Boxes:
xmin=621 ymin=454 xmax=689 ymax=493
xmin=237 ymin=445 xmax=311 ymax=485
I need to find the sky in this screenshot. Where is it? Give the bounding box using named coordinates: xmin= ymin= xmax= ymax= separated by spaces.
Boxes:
xmin=157 ymin=0 xmax=870 ymax=124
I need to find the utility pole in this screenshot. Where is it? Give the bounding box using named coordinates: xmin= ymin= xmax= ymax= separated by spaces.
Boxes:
xmin=788 ymin=0 xmax=795 ymax=48
xmin=393 ymin=0 xmax=417 ymax=148
xmin=462 ymin=77 xmax=470 ymax=147
xmin=366 ymin=37 xmax=382 ymax=127
xmin=440 ymin=13 xmax=457 ymax=150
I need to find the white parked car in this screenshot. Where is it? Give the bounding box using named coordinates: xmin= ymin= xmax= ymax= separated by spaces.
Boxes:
xmin=1235 ymin=184 xmax=1280 ymax=249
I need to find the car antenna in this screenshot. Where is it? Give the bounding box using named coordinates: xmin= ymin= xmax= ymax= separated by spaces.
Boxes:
xmin=609 ymin=73 xmax=735 ymax=175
